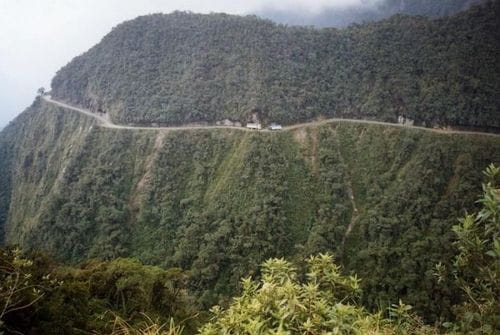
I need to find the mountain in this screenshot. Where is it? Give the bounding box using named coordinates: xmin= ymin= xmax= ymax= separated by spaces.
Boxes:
xmin=1 ymin=97 xmax=499 ymax=320
xmin=258 ymin=0 xmax=488 ymax=28
xmin=51 ymin=2 xmax=500 ymax=130
xmin=1 ymin=2 xmax=500 ymax=324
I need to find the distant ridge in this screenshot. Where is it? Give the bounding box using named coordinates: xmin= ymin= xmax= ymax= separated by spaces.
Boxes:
xmin=51 ymin=2 xmax=500 ymax=129
xmin=256 ymin=0 xmax=488 ymax=28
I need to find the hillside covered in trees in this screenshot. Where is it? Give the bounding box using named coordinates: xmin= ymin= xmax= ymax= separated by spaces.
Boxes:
xmin=1 ymin=1 xmax=500 ymax=333
xmin=1 ymin=99 xmax=499 ymax=324
xmin=1 ymin=162 xmax=498 ymax=334
xmin=51 ymin=1 xmax=500 ymax=129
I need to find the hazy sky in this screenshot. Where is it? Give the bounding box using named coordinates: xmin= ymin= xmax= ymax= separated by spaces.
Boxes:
xmin=0 ymin=0 xmax=375 ymax=128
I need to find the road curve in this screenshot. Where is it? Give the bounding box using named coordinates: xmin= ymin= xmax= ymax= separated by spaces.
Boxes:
xmin=42 ymin=96 xmax=500 ymax=137
xmin=43 ymin=96 xmax=255 ymax=132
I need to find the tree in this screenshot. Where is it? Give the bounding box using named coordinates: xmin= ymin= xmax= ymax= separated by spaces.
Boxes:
xmin=37 ymin=87 xmax=45 ymax=96
xmin=200 ymin=254 xmax=433 ymax=334
xmin=0 ymin=248 xmax=53 ymax=332
xmin=435 ymin=164 xmax=500 ymax=334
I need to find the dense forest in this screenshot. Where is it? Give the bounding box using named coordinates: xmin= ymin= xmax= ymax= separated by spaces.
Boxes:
xmin=0 ymin=247 xmax=199 ymax=334
xmin=1 ymin=164 xmax=498 ymax=334
xmin=0 ymin=100 xmax=498 ymax=325
xmin=51 ymin=1 xmax=500 ymax=129
xmin=1 ymin=1 xmax=499 ymax=333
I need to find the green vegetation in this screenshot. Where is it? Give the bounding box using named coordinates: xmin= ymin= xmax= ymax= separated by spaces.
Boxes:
xmin=0 ymin=164 xmax=498 ymax=333
xmin=200 ymin=164 xmax=499 ymax=334
xmin=200 ymin=254 xmax=435 ymax=334
xmin=435 ymin=164 xmax=500 ymax=333
xmin=0 ymin=247 xmax=198 ymax=334
xmin=0 ymin=128 xmax=12 ymax=244
xmin=1 ymin=2 xmax=499 ymax=333
xmin=0 ymin=103 xmax=498 ymax=324
xmin=51 ymin=2 xmax=500 ymax=129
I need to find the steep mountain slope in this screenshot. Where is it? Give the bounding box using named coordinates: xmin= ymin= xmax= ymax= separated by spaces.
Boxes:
xmin=1 ymin=99 xmax=499 ymax=320
xmin=51 ymin=2 xmax=500 ymax=129
xmin=1 ymin=2 xmax=500 ymax=326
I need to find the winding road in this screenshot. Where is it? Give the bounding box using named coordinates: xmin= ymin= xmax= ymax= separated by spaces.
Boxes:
xmin=42 ymin=96 xmax=500 ymax=137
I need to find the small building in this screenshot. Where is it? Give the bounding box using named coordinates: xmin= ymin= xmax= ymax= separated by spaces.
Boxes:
xmin=269 ymin=124 xmax=282 ymax=131
xmin=398 ymin=115 xmax=414 ymax=126
xmin=246 ymin=123 xmax=262 ymax=130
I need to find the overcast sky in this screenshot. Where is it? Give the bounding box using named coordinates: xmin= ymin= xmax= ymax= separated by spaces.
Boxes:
xmin=0 ymin=0 xmax=377 ymax=129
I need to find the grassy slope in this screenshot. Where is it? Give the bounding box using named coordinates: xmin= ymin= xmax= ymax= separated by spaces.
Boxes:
xmin=1 ymin=102 xmax=499 ymax=318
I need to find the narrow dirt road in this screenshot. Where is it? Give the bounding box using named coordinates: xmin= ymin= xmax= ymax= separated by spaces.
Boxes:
xmin=43 ymin=96 xmax=254 ymax=132
xmin=43 ymin=96 xmax=500 ymax=137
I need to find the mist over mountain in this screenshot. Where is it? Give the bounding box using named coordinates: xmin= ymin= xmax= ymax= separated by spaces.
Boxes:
xmin=256 ymin=0 xmax=487 ymax=27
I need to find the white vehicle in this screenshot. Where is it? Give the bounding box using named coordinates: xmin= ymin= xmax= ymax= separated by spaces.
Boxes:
xmin=246 ymin=122 xmax=262 ymax=130
xmin=269 ymin=124 xmax=282 ymax=131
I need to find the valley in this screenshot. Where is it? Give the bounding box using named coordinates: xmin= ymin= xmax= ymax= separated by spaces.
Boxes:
xmin=0 ymin=1 xmax=499 ymax=333
xmin=1 ymin=97 xmax=498 ymax=321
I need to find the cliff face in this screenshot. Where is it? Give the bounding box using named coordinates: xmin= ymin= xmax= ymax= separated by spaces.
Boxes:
xmin=1 ymin=99 xmax=499 ymax=317
xmin=1 ymin=1 xmax=500 ymax=321
xmin=51 ymin=3 xmax=500 ymax=129
xmin=0 ymin=98 xmax=96 ymax=244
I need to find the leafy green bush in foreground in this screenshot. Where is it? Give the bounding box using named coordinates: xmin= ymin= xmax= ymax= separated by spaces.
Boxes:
xmin=200 ymin=254 xmax=436 ymax=334
xmin=436 ymin=164 xmax=500 ymax=334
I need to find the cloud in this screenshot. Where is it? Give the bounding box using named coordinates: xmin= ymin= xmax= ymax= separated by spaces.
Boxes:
xmin=256 ymin=0 xmax=379 ymax=13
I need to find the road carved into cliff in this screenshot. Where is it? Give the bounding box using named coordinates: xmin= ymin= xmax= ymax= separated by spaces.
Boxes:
xmin=43 ymin=96 xmax=500 ymax=137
